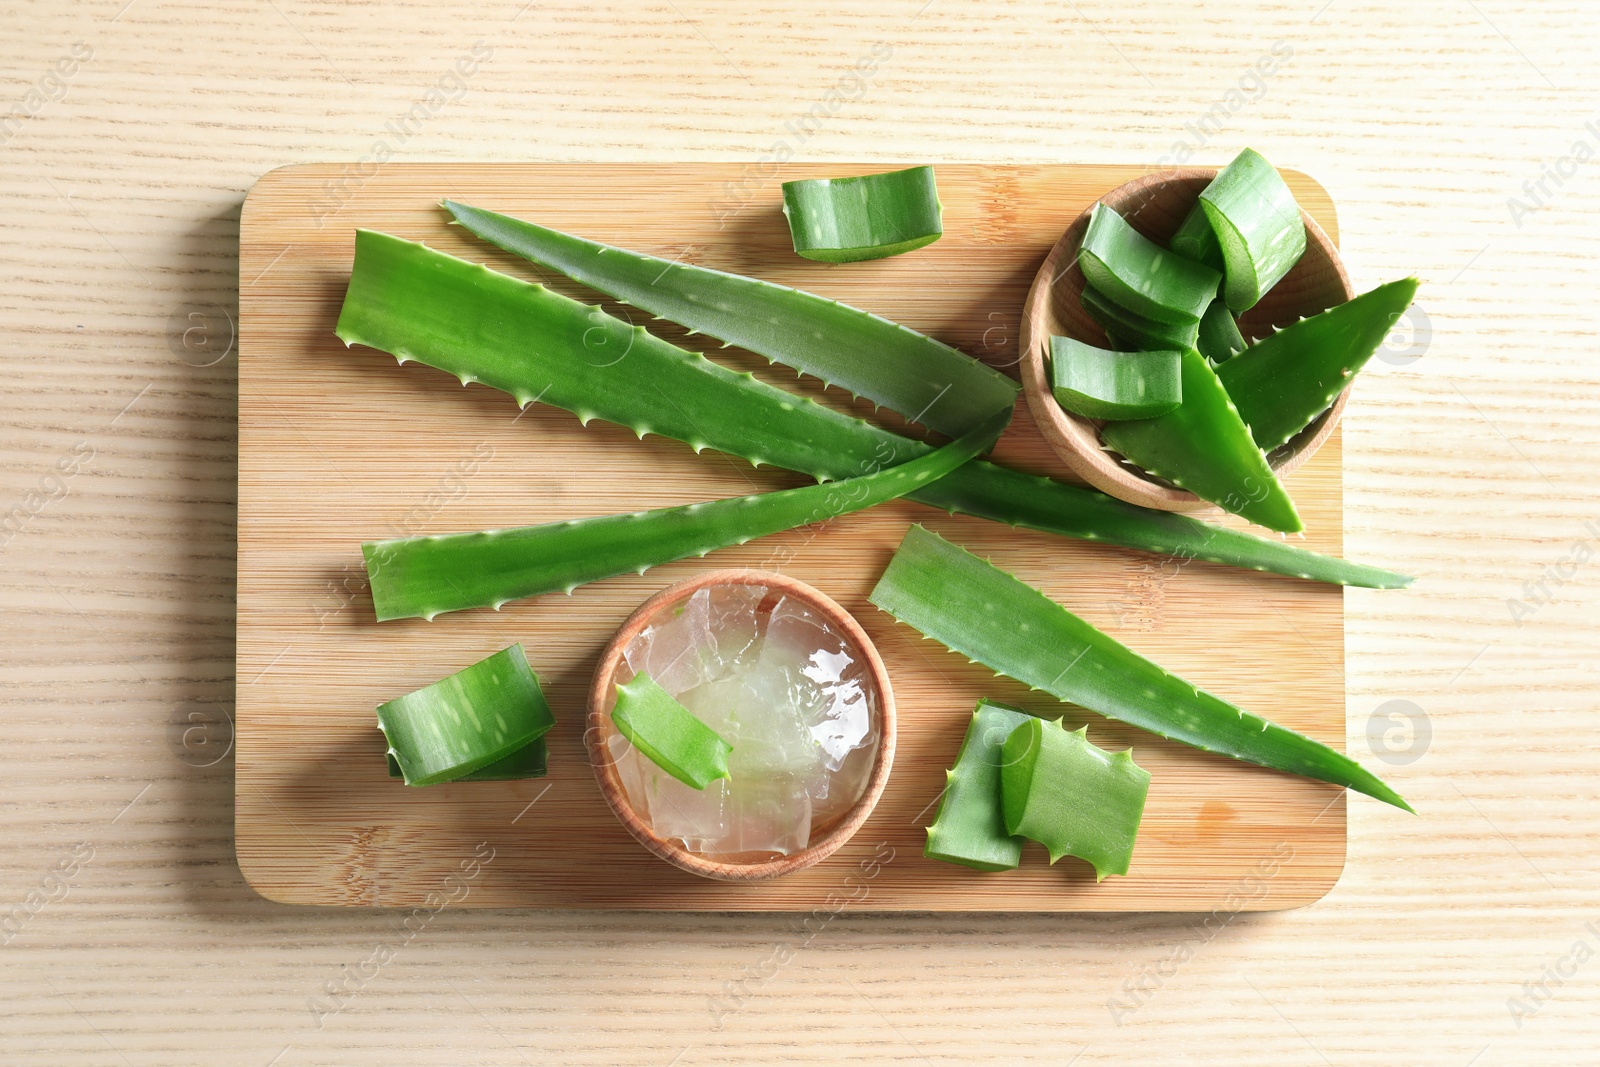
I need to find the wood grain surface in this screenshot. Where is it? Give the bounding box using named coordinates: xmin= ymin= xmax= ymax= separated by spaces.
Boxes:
xmin=4 ymin=0 xmax=1598 ymax=1063
xmin=237 ymin=161 xmax=1348 ymax=911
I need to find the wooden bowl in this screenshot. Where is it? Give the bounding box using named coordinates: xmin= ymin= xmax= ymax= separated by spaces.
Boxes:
xmin=586 ymin=569 xmax=896 ymax=882
xmin=1018 ymin=168 xmax=1355 ymax=513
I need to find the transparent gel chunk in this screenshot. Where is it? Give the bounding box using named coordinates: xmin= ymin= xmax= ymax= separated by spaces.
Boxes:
xmin=621 ymin=584 xmax=880 ymax=860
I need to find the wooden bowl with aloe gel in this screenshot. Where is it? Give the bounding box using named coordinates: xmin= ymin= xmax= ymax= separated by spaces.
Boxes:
xmin=587 ymin=569 xmax=896 ymax=882
xmin=1018 ymin=168 xmax=1354 ymax=514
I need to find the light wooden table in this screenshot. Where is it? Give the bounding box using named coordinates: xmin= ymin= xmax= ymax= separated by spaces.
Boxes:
xmin=3 ymin=1 xmax=1596 ymax=1063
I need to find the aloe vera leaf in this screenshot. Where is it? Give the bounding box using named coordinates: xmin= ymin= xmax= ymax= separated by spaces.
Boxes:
xmin=387 ymin=738 xmax=547 ymax=781
xmin=1079 ymin=203 xmax=1221 ymax=325
xmin=779 ymin=165 xmax=944 ymax=263
xmin=1049 ymin=338 xmax=1182 ymax=421
xmin=1198 ymin=149 xmax=1307 ymax=313
xmin=613 ymin=672 xmax=732 ymax=789
xmin=337 ymin=230 xmax=923 ymax=482
xmin=1196 ymin=298 xmax=1247 ymax=365
xmin=442 ymin=200 xmax=1017 ymax=438
xmin=1079 ymin=284 xmax=1200 ymax=352
xmin=999 ymin=717 xmax=1150 ymax=879
xmin=377 ymin=644 xmax=556 ymax=786
xmin=1219 ymin=278 xmax=1420 ymax=453
xmin=923 ymin=700 xmax=1032 ymax=872
xmin=337 ymin=231 xmax=1411 ymax=588
xmin=362 ymin=409 xmax=1007 ymax=621
xmin=1101 ymin=349 xmax=1303 ymax=533
xmin=869 ymin=525 xmax=1412 ymax=811
xmin=1169 ymin=202 xmax=1225 ymax=272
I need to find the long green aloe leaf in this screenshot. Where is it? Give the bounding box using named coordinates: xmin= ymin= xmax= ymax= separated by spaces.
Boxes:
xmin=377 ymin=644 xmax=556 ymax=786
xmin=1101 ymin=349 xmax=1303 ymax=533
xmin=443 ymin=200 xmax=1017 ymax=438
xmin=363 ymin=409 xmax=1007 ymax=621
xmin=780 ymin=166 xmax=944 ymax=262
xmin=999 ymin=716 xmax=1149 ymax=879
xmin=868 ymin=525 xmax=1412 ymax=811
xmin=1219 ymin=278 xmax=1420 ymax=453
xmin=336 ymin=231 xmax=1411 ymax=589
xmin=924 ymin=699 xmax=1031 ymax=872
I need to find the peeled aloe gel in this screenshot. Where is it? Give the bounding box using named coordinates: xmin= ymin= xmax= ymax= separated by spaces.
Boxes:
xmin=999 ymin=717 xmax=1150 ymax=880
xmin=923 ymin=700 xmax=1032 ymax=871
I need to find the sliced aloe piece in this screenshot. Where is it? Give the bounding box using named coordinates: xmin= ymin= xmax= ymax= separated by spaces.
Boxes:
xmin=377 ymin=644 xmax=556 ymax=786
xmin=363 ymin=409 xmax=1006 ymax=621
xmin=1078 ymin=203 xmax=1221 ymax=325
xmin=780 ymin=165 xmax=943 ymax=262
xmin=337 ymin=230 xmax=1412 ymax=588
xmin=1198 ymin=148 xmax=1307 ymax=313
xmin=1196 ymin=298 xmax=1247 ymax=365
xmin=1169 ymin=202 xmax=1225 ymax=272
xmin=444 ymin=200 xmax=1016 ymax=438
xmin=923 ymin=700 xmax=1032 ymax=872
xmin=612 ymin=672 xmax=732 ymax=789
xmin=999 ymin=717 xmax=1150 ymax=879
xmin=1049 ymin=338 xmax=1181 ymax=421
xmin=1101 ymin=349 xmax=1302 ymax=533
xmin=387 ymin=738 xmax=547 ymax=781
xmin=1219 ymin=278 xmax=1420 ymax=452
xmin=1079 ymin=284 xmax=1200 ymax=352
xmin=868 ymin=525 xmax=1411 ymax=811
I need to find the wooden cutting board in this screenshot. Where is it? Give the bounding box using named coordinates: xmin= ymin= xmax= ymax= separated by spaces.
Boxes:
xmin=237 ymin=163 xmax=1351 ymax=910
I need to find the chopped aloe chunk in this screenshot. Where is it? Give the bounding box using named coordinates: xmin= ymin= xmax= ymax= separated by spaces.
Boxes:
xmin=387 ymin=738 xmax=547 ymax=781
xmin=612 ymin=672 xmax=733 ymax=790
xmin=1049 ymin=337 xmax=1181 ymax=421
xmin=1000 ymin=717 xmax=1150 ymax=880
xmin=377 ymin=644 xmax=556 ymax=786
xmin=1169 ymin=202 xmax=1225 ymax=271
xmin=923 ymin=700 xmax=1032 ymax=871
xmin=1219 ymin=278 xmax=1420 ymax=453
xmin=1198 ymin=148 xmax=1307 ymax=312
xmin=1079 ymin=284 xmax=1200 ymax=352
xmin=781 ymin=166 xmax=943 ymax=262
xmin=1101 ymin=349 xmax=1302 ymax=533
xmin=1196 ymin=298 xmax=1247 ymax=365
xmin=1078 ymin=203 xmax=1221 ymax=325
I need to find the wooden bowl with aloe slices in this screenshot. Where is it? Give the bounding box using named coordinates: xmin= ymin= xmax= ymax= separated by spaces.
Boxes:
xmin=587 ymin=569 xmax=896 ymax=882
xmin=1018 ymin=165 xmax=1353 ymax=517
